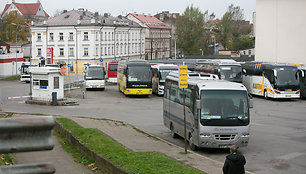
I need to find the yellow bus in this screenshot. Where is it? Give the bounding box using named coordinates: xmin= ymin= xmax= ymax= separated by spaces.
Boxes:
xmin=117 ymin=59 xmax=152 ymax=95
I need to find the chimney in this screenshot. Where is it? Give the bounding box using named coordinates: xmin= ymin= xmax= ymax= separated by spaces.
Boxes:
xmin=63 ymin=10 xmax=67 ymax=13
xmin=91 ymin=19 xmax=95 ymax=24
xmin=104 ymin=13 xmax=108 ymax=17
xmin=94 ymin=12 xmax=99 ymax=17
xmin=118 ymin=15 xmax=122 ymax=19
xmin=77 ymin=20 xmax=81 ymax=25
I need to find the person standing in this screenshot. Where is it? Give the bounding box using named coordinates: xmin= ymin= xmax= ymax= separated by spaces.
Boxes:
xmin=223 ymin=145 xmax=246 ymax=174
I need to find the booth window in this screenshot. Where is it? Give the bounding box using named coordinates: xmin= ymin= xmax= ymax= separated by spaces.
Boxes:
xmin=54 ymin=77 xmax=59 ymax=89
xmin=40 ymin=80 xmax=48 ymax=89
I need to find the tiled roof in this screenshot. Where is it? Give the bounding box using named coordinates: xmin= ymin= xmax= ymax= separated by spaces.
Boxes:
xmin=35 ymin=10 xmax=141 ymax=28
xmin=129 ymin=13 xmax=171 ymax=29
xmin=1 ymin=2 xmax=49 ymax=17
xmin=1 ymin=4 xmax=11 ymax=17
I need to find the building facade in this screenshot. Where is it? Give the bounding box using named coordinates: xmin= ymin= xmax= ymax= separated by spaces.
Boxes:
xmin=256 ymin=0 xmax=306 ymax=65
xmin=1 ymin=0 xmax=49 ymax=23
xmin=31 ymin=9 xmax=145 ymax=75
xmin=127 ymin=13 xmax=171 ymax=60
xmin=154 ymin=11 xmax=179 ymax=58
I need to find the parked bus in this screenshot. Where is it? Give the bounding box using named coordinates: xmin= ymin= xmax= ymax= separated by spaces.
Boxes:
xmin=152 ymin=64 xmax=178 ymax=95
xmin=117 ymin=59 xmax=152 ymax=95
xmin=20 ymin=62 xmax=32 ymax=83
xmin=163 ymin=71 xmax=252 ymax=150
xmin=195 ymin=59 xmax=242 ymax=83
xmin=297 ymin=66 xmax=306 ymax=99
xmin=84 ymin=65 xmax=106 ymax=90
xmin=242 ymin=62 xmax=300 ymax=99
xmin=107 ymin=61 xmax=118 ymax=83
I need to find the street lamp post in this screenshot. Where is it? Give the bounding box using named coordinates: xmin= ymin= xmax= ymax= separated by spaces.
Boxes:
xmin=12 ymin=23 xmax=32 ymax=98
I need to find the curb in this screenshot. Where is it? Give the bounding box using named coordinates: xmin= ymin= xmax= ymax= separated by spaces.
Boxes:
xmin=54 ymin=120 xmax=129 ymax=174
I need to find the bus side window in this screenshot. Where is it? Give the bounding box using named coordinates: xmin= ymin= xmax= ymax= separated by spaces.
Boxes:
xmin=170 ymin=83 xmax=178 ymax=102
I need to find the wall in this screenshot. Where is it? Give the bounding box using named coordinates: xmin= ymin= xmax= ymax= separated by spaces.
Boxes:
xmin=256 ymin=0 xmax=306 ymax=64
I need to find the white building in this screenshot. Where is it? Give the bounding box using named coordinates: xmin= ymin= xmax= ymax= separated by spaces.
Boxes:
xmin=31 ymin=9 xmax=145 ymax=75
xmin=255 ymin=0 xmax=306 ymax=65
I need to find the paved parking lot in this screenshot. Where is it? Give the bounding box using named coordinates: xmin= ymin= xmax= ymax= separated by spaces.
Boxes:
xmin=1 ymin=81 xmax=306 ymax=174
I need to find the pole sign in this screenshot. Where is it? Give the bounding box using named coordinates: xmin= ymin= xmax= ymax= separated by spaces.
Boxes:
xmin=179 ymin=65 xmax=188 ymax=88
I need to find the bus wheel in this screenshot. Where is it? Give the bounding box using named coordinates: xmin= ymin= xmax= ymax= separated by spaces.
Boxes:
xmin=170 ymin=124 xmax=178 ymax=138
xmin=264 ymin=90 xmax=269 ymax=100
xmin=189 ymin=134 xmax=198 ymax=151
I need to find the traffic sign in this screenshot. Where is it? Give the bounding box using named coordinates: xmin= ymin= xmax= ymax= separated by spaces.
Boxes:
xmin=179 ymin=65 xmax=188 ymax=88
xmin=100 ymin=58 xmax=103 ymax=62
xmin=39 ymin=57 xmax=45 ymax=60
xmin=60 ymin=67 xmax=67 ymax=75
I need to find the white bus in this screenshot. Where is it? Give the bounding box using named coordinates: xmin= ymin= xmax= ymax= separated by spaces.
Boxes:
xmin=242 ymin=62 xmax=300 ymax=99
xmin=163 ymin=71 xmax=252 ymax=150
xmin=152 ymin=64 xmax=178 ymax=95
xmin=84 ymin=65 xmax=106 ymax=91
xmin=195 ymin=59 xmax=242 ymax=83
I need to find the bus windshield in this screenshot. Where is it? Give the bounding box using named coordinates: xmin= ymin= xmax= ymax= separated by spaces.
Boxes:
xmin=108 ymin=64 xmax=118 ymax=71
xmin=274 ymin=67 xmax=299 ymax=86
xmin=128 ymin=66 xmax=151 ymax=82
xmin=86 ymin=67 xmax=105 ymax=80
xmin=220 ymin=65 xmax=242 ymax=82
xmin=21 ymin=66 xmax=29 ymax=74
xmin=159 ymin=70 xmax=173 ymax=82
xmin=200 ymin=90 xmax=249 ymax=126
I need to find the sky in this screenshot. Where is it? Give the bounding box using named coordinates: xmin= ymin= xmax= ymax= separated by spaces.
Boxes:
xmin=1 ymin=0 xmax=256 ymax=22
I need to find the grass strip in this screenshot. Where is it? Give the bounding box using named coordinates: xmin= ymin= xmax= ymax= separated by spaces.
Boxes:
xmin=56 ymin=118 xmax=203 ymax=174
xmin=0 ymin=154 xmax=14 ymax=166
xmin=2 ymin=76 xmax=20 ymax=81
xmin=53 ymin=132 xmax=98 ymax=172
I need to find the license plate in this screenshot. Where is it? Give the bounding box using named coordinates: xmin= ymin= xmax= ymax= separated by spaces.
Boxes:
xmin=218 ymin=145 xmax=231 ymax=148
xmin=137 ymin=93 xmax=143 ymax=95
xmin=285 ymin=95 xmax=291 ymax=98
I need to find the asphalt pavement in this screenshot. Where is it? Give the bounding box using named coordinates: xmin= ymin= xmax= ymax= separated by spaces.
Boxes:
xmin=11 ymin=113 xmax=252 ymax=174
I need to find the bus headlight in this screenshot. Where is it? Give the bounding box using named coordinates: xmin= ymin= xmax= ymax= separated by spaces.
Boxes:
xmin=159 ymin=86 xmax=164 ymax=90
xmin=200 ymin=133 xmax=211 ymax=138
xmin=241 ymin=133 xmax=250 ymax=138
xmin=274 ymin=89 xmax=281 ymax=94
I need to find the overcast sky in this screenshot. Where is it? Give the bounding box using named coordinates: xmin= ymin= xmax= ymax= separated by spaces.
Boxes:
xmin=1 ymin=0 xmax=256 ymax=22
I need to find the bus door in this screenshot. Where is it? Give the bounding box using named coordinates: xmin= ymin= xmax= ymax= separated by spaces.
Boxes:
xmin=163 ymin=82 xmax=171 ymax=128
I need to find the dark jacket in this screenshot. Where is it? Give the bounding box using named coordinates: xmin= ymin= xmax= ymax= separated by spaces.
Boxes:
xmin=223 ymin=151 xmax=246 ymax=174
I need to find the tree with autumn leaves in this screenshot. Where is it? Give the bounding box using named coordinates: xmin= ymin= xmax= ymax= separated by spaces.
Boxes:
xmin=0 ymin=11 xmax=29 ymax=43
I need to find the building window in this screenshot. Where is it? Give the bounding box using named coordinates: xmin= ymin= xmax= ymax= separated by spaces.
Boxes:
xmin=49 ymin=33 xmax=54 ymax=41
xmin=69 ymin=32 xmax=73 ymax=41
xmin=37 ymin=33 xmax=41 ymax=41
xmin=112 ymin=32 xmax=114 ymax=41
xmin=84 ymin=32 xmax=88 ymax=41
xmin=60 ymin=48 xmax=64 ymax=56
xmin=69 ymin=47 xmax=74 ymax=56
xmin=84 ymin=48 xmax=88 ymax=56
xmin=59 ymin=33 xmax=63 ymax=41
xmin=101 ymin=47 xmax=103 ymax=55
xmin=105 ymin=47 xmax=107 ymax=55
xmin=95 ymin=32 xmax=98 ymax=41
xmin=104 ymin=32 xmax=107 ymax=41
xmin=108 ymin=47 xmax=110 ymax=55
xmin=95 ymin=47 xmax=98 ymax=56
xmin=108 ymin=32 xmax=111 ymax=41
xmin=37 ymin=48 xmax=41 ymax=56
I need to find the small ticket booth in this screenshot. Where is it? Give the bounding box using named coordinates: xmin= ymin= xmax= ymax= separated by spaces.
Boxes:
xmin=29 ymin=67 xmax=64 ymax=101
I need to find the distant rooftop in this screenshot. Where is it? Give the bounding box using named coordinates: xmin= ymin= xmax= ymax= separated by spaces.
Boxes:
xmin=34 ymin=9 xmax=141 ymax=28
xmin=128 ymin=13 xmax=171 ymax=29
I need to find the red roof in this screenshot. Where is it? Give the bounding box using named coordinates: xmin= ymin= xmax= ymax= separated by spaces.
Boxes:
xmin=1 ymin=2 xmax=49 ymax=18
xmin=129 ymin=13 xmax=171 ymax=29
